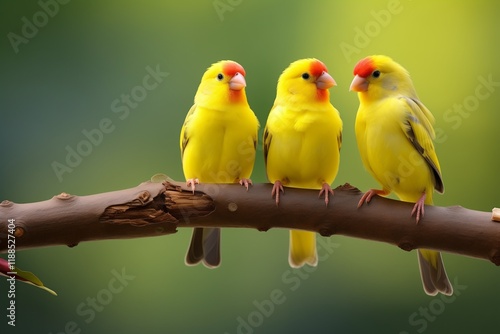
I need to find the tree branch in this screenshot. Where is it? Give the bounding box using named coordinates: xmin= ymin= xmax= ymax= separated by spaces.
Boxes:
xmin=0 ymin=180 xmax=498 ymax=265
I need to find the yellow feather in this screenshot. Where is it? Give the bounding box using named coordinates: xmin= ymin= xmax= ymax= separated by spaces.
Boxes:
xmin=355 ymin=96 xmax=441 ymax=201
xmin=180 ymin=60 xmax=259 ymax=268
xmin=264 ymin=59 xmax=342 ymax=268
xmin=352 ymin=55 xmax=452 ymax=295
xmin=181 ymin=60 xmax=259 ymax=183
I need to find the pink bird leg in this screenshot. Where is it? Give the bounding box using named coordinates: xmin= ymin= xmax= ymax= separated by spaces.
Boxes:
xmin=239 ymin=178 xmax=253 ymax=191
xmin=271 ymin=180 xmax=284 ymax=206
xmin=186 ymin=178 xmax=199 ymax=194
xmin=319 ymin=182 xmax=334 ymax=206
xmin=357 ymin=188 xmax=390 ymax=208
xmin=411 ymin=192 xmax=426 ymax=224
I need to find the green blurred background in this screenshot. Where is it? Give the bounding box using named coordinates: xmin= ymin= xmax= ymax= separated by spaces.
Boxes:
xmin=1 ymin=1 xmax=499 ymax=333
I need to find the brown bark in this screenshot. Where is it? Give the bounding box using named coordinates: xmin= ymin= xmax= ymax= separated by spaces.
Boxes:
xmin=0 ymin=181 xmax=498 ymax=265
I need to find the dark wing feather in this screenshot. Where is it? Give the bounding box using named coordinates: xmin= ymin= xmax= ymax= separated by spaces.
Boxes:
xmin=400 ymin=97 xmax=444 ymax=193
xmin=180 ymin=104 xmax=197 ymax=159
xmin=263 ymin=125 xmax=272 ymax=167
xmin=337 ymin=130 xmax=342 ymax=152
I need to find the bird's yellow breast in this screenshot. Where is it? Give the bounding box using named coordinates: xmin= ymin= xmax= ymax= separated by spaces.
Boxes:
xmin=355 ymin=98 xmax=433 ymax=202
xmin=181 ymin=105 xmax=257 ymax=183
xmin=265 ymin=105 xmax=341 ymax=189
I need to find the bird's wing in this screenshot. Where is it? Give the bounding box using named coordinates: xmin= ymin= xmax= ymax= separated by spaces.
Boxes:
xmin=263 ymin=103 xmax=280 ymax=168
xmin=263 ymin=124 xmax=272 ymax=167
xmin=180 ymin=104 xmax=198 ymax=158
xmin=337 ymin=128 xmax=342 ymax=152
xmin=400 ymin=96 xmax=444 ymax=193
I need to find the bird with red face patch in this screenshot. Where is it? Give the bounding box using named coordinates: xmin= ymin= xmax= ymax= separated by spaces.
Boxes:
xmin=350 ymin=55 xmax=453 ymax=295
xmin=264 ymin=58 xmax=342 ymax=268
xmin=180 ymin=60 xmax=259 ymax=268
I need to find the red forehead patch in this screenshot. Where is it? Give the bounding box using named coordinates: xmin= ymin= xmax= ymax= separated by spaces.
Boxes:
xmin=223 ymin=61 xmax=246 ymax=77
xmin=353 ymin=57 xmax=375 ymax=78
xmin=310 ymin=59 xmax=328 ymax=77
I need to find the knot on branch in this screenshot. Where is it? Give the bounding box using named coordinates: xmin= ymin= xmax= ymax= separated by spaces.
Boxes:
xmin=398 ymin=241 xmax=415 ymax=252
xmin=490 ymin=250 xmax=500 ymax=266
xmin=319 ymin=228 xmax=335 ymax=237
xmin=335 ymin=183 xmax=362 ymax=193
xmin=0 ymin=200 xmax=13 ymax=207
xmin=54 ymin=192 xmax=74 ymax=201
xmin=14 ymin=227 xmax=24 ymax=237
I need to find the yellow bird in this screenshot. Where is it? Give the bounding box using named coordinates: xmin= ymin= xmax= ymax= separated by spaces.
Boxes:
xmin=264 ymin=58 xmax=342 ymax=268
xmin=350 ymin=55 xmax=453 ymax=295
xmin=180 ymin=60 xmax=259 ymax=268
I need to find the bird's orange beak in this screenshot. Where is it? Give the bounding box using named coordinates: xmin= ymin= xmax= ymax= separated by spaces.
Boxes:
xmin=315 ymin=71 xmax=336 ymax=90
xmin=229 ymin=72 xmax=246 ymax=91
xmin=349 ymin=75 xmax=369 ymax=92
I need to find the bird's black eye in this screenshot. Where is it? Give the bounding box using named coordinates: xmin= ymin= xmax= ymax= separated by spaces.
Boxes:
xmin=372 ymin=70 xmax=381 ymax=78
xmin=217 ymin=73 xmax=224 ymax=81
xmin=301 ymin=73 xmax=310 ymax=80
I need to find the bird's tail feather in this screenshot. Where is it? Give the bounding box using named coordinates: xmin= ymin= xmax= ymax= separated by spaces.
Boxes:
xmin=185 ymin=227 xmax=221 ymax=268
xmin=418 ymin=249 xmax=453 ymax=296
xmin=289 ymin=230 xmax=318 ymax=268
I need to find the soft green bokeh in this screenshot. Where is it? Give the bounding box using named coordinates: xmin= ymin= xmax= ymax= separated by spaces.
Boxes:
xmin=1 ymin=1 xmax=499 ymax=333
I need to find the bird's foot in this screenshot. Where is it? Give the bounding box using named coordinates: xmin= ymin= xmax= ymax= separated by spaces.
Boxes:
xmin=319 ymin=183 xmax=334 ymax=206
xmin=357 ymin=188 xmax=389 ymax=208
xmin=186 ymin=178 xmax=199 ymax=194
xmin=239 ymin=178 xmax=253 ymax=191
xmin=411 ymin=192 xmax=426 ymax=224
xmin=271 ymin=180 xmax=284 ymax=206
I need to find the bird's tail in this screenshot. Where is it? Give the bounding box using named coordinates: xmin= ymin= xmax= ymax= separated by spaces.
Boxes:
xmin=289 ymin=230 xmax=318 ymax=268
xmin=397 ymin=191 xmax=453 ymax=295
xmin=418 ymin=249 xmax=453 ymax=296
xmin=185 ymin=227 xmax=221 ymax=268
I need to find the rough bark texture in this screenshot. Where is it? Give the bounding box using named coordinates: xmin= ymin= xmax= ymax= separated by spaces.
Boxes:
xmin=0 ymin=181 xmax=498 ymax=265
